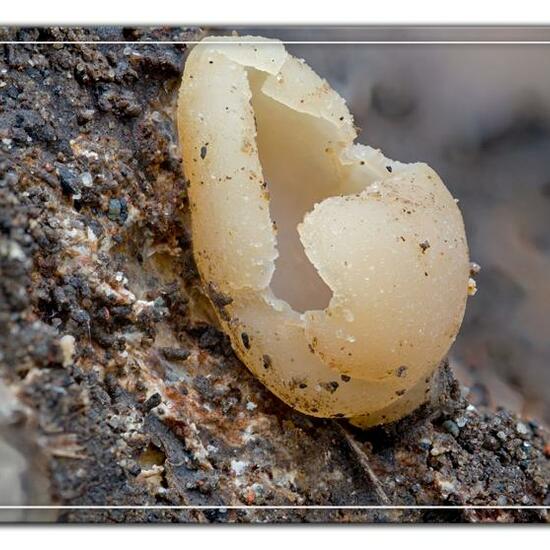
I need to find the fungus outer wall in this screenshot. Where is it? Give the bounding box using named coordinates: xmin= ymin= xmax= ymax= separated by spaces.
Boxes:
xmin=177 ymin=36 xmax=471 ymax=427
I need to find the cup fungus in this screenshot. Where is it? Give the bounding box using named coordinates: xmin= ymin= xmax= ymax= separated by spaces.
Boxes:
xmin=177 ymin=36 xmax=473 ymax=427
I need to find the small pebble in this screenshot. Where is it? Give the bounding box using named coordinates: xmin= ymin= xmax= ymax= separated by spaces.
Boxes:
xmin=143 ymin=392 xmax=162 ymax=412
xmin=107 ymin=198 xmax=128 ymax=223
xmin=59 ymin=334 xmax=76 ymax=367
xmin=455 ymin=416 xmax=468 ymax=428
xmin=81 ymin=172 xmax=93 ymax=187
xmin=442 ymin=419 xmax=460 ymax=438
xmin=515 ymin=422 xmax=528 ymax=435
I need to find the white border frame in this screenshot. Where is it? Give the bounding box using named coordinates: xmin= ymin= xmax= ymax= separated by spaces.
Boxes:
xmin=1 ymin=33 xmax=548 ymax=515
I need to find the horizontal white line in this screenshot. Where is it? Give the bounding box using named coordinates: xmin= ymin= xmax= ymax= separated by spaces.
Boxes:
xmin=2 ymin=41 xmax=550 ymax=45
xmin=0 ymin=505 xmax=547 ymax=510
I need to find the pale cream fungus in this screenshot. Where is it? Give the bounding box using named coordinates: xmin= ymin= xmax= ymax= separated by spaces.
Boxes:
xmin=177 ymin=36 xmax=473 ymax=428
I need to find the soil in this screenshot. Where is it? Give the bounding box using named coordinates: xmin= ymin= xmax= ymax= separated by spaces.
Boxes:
xmin=0 ymin=26 xmax=548 ymax=523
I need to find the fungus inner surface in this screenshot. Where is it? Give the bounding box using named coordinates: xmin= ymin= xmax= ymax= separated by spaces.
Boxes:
xmin=248 ymin=69 xmax=342 ymax=313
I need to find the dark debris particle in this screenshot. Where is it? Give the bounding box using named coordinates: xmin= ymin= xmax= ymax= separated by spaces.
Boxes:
xmin=142 ymin=392 xmax=162 ymax=412
xmin=187 ymin=324 xmax=232 ymax=356
xmin=419 ymin=240 xmax=431 ymax=253
xmin=395 ymin=389 xmax=406 ymax=397
xmin=386 ymin=165 xmax=393 ymax=173
xmin=320 ymin=381 xmax=339 ymax=394
xmin=396 ymin=366 xmax=408 ymax=378
xmin=482 ymin=435 xmax=501 ymax=451
xmin=262 ymin=354 xmax=272 ymax=369
xmin=160 ymin=347 xmax=190 ymax=362
xmin=57 ymin=166 xmax=80 ymax=196
xmin=340 ymin=374 xmax=351 ymax=382
xmin=241 ymin=332 xmax=250 ymax=350
xmin=207 ymin=283 xmax=233 ymax=308
xmin=200 ymin=145 xmax=208 ymax=160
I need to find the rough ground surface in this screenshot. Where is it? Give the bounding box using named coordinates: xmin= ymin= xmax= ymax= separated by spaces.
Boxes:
xmin=0 ymin=26 xmax=548 ymax=523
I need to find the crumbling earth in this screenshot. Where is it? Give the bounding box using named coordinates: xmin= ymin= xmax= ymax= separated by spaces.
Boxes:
xmin=0 ymin=26 xmax=548 ymax=523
